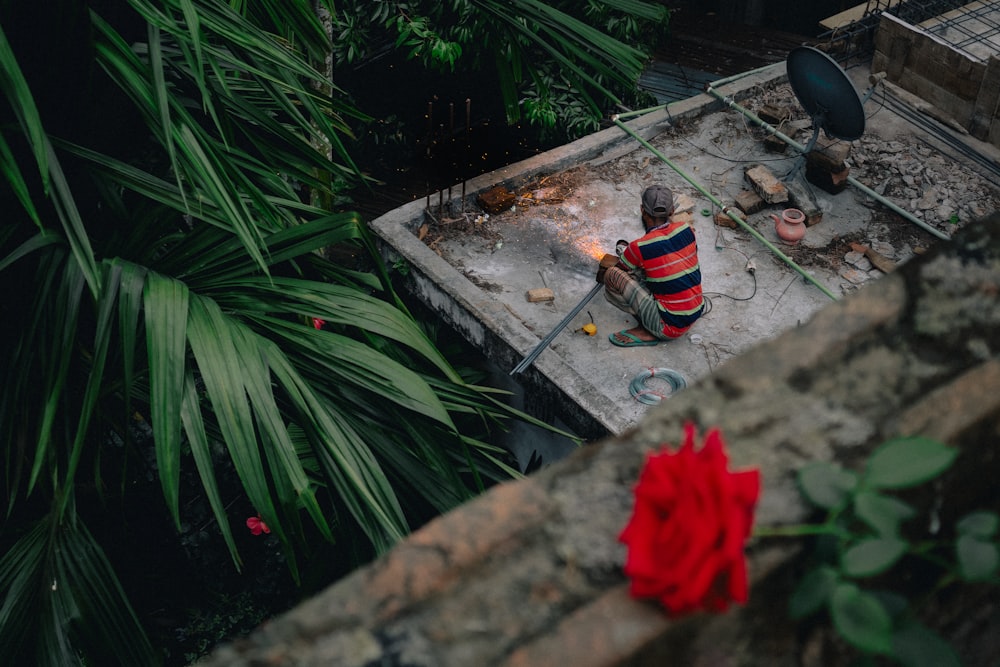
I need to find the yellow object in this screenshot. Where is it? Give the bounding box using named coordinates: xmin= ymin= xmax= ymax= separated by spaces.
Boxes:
xmin=582 ymin=323 xmax=597 ymax=336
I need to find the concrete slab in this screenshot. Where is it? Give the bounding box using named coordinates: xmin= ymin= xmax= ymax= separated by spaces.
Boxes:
xmin=367 ymin=58 xmax=995 ymax=450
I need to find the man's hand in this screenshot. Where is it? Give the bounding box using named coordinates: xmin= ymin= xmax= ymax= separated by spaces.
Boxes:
xmin=596 ymin=253 xmax=619 ymax=284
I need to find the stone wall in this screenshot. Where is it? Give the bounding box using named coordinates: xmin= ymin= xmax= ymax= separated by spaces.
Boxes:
xmin=196 ymin=215 xmax=1000 ymax=666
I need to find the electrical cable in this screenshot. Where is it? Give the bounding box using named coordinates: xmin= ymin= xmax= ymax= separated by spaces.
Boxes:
xmin=629 ymin=367 xmax=687 ymax=405
xmin=704 ymin=270 xmax=757 ymax=302
xmin=704 ymin=234 xmax=758 ymax=302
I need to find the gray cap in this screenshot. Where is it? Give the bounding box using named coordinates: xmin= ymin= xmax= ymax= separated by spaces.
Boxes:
xmin=641 ymin=185 xmax=674 ymax=218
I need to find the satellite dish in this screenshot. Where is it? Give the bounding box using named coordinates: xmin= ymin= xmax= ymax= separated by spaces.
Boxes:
xmin=786 ymin=46 xmax=866 ymax=149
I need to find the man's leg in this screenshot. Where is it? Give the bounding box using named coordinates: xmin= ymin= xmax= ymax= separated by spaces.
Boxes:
xmin=604 ymin=267 xmax=668 ymax=342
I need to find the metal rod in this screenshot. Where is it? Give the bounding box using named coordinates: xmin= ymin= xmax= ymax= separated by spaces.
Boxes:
xmin=510 ymin=282 xmax=604 ymax=375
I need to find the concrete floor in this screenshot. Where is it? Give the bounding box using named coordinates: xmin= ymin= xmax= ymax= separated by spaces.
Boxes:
xmin=368 ymin=56 xmax=998 ymax=458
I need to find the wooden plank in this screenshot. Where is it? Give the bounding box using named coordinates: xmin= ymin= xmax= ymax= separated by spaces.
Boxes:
xmin=819 ymin=0 xmax=905 ymax=31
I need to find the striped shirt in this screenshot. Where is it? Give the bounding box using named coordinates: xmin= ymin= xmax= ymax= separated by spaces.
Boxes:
xmin=620 ymin=220 xmax=704 ymax=331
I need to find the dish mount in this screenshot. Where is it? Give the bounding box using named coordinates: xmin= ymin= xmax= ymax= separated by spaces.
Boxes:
xmin=786 ymin=46 xmax=866 ymax=152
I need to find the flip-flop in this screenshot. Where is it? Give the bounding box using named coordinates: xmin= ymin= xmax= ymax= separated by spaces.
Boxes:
xmin=609 ymin=330 xmax=660 ymax=347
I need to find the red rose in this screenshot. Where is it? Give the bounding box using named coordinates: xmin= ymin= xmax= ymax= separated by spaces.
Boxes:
xmin=619 ymin=423 xmax=760 ymax=615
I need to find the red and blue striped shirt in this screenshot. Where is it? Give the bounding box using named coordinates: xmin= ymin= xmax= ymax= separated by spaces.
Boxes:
xmin=620 ymin=220 xmax=704 ymax=333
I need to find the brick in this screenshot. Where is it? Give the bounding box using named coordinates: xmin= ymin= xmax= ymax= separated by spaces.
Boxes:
xmin=670 ymin=211 xmax=694 ymax=225
xmin=757 ymin=103 xmax=791 ymax=125
xmin=807 ymin=137 xmax=851 ymax=170
xmin=763 ymin=134 xmax=789 ymax=153
xmin=734 ymin=189 xmax=765 ymax=215
xmin=526 ymin=288 xmax=555 ymax=302
xmin=807 ymin=162 xmax=850 ymax=194
xmin=758 ymin=103 xmax=792 ymax=153
xmin=476 ymin=185 xmax=516 ymax=214
xmin=744 ymin=164 xmax=788 ymax=204
xmin=714 ymin=210 xmax=741 ymax=229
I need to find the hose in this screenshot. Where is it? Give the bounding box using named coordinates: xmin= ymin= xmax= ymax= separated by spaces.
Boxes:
xmin=629 ymin=367 xmax=687 ymax=405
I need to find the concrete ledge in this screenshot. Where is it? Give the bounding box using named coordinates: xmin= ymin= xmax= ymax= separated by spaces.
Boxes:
xmin=197 ymin=213 xmax=1000 ymax=666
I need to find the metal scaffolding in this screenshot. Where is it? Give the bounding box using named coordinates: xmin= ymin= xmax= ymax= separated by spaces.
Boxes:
xmin=895 ymin=0 xmax=1000 ymax=61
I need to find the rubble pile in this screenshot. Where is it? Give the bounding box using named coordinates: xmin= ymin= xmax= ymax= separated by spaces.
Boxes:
xmin=849 ymin=136 xmax=1000 ymax=230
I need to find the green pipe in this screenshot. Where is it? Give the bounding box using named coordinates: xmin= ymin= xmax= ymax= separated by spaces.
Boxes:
xmin=615 ymin=63 xmax=782 ymax=121
xmin=707 ymin=63 xmax=783 ymax=89
xmin=704 ymin=84 xmax=951 ymax=242
xmin=611 ymin=117 xmax=839 ymax=301
xmin=615 ymin=103 xmax=671 ymax=120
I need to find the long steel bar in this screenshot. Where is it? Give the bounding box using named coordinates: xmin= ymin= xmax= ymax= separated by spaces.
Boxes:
xmin=510 ymin=282 xmax=604 ymax=375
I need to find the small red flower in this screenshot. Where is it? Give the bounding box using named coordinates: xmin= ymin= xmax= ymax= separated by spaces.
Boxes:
xmin=246 ymin=514 xmax=270 ymax=536
xmin=312 ymin=317 xmax=325 ymax=330
xmin=619 ymin=423 xmax=760 ymax=616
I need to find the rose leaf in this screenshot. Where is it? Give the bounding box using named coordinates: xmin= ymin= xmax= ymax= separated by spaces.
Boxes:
xmin=788 ymin=565 xmax=839 ymax=619
xmin=956 ymin=511 xmax=999 ymax=539
xmin=891 ymin=618 xmax=962 ymax=667
xmin=797 ymin=462 xmax=857 ymax=510
xmin=830 ymin=582 xmax=893 ymax=655
xmin=841 ymin=537 xmax=908 ymax=578
xmin=853 ymin=491 xmax=916 ymax=537
xmin=863 ymin=437 xmax=957 ymax=490
xmin=956 ymin=535 xmax=999 ymax=581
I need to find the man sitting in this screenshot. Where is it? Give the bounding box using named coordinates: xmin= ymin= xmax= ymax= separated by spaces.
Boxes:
xmin=600 ymin=184 xmax=705 ymax=346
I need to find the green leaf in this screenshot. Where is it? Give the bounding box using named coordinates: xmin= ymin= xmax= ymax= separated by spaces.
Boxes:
xmin=797 ymin=462 xmax=858 ymax=510
xmin=841 ymin=537 xmax=908 ymax=577
xmin=830 ymin=583 xmax=893 ymax=655
xmin=853 ymin=491 xmax=916 ymax=537
xmin=956 ymin=511 xmax=999 ymax=539
xmin=789 ymin=565 xmax=839 ymax=619
xmin=891 ymin=618 xmax=962 ymax=667
xmin=186 ymin=296 xmax=280 ymax=549
xmin=180 ymin=371 xmax=242 ymax=570
xmin=144 ymin=272 xmax=190 ymax=528
xmin=956 ymin=534 xmax=999 ymax=581
xmin=0 ymin=23 xmax=49 ymax=192
xmin=863 ymin=436 xmax=957 ymax=489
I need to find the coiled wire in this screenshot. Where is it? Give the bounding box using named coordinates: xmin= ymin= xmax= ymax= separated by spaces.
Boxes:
xmin=629 ymin=367 xmax=686 ymax=405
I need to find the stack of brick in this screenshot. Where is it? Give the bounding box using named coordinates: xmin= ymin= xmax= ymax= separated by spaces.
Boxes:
xmin=806 ymin=136 xmax=852 ymax=194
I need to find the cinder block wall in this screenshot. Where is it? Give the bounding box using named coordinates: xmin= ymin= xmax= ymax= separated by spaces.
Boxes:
xmin=872 ymin=12 xmax=1000 ymax=146
xmin=196 ymin=215 xmax=1000 ymax=666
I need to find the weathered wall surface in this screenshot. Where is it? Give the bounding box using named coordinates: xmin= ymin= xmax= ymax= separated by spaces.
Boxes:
xmin=872 ymin=12 xmax=1000 ymax=147
xmin=196 ymin=215 xmax=1000 ymax=666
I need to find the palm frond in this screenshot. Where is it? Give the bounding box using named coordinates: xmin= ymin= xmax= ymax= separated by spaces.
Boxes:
xmin=0 ymin=513 xmax=156 ymax=667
